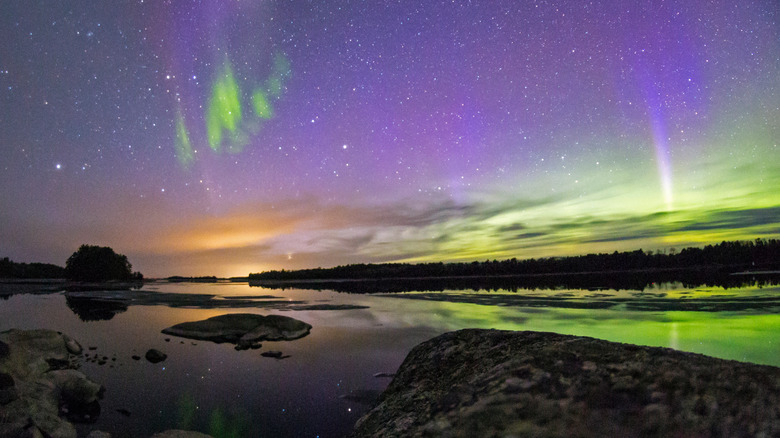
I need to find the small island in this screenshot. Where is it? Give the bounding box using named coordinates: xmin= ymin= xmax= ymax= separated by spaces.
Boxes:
xmin=64 ymin=245 xmax=143 ymax=283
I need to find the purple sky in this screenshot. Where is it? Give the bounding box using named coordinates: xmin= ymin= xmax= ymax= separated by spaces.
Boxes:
xmin=1 ymin=1 xmax=778 ymax=277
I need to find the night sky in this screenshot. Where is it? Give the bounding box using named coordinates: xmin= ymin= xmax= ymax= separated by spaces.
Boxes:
xmin=1 ymin=1 xmax=778 ymax=277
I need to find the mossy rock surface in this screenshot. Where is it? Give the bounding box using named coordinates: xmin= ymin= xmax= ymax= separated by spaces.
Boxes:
xmin=0 ymin=329 xmax=102 ymax=438
xmin=351 ymin=329 xmax=780 ymax=438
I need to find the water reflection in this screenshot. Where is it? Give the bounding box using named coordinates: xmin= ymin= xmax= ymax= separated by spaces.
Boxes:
xmin=251 ymin=271 xmax=780 ymax=294
xmin=379 ymin=291 xmax=780 ymax=312
xmin=59 ymin=289 xmax=369 ymax=322
xmin=65 ymin=295 xmax=128 ymax=321
xmin=1 ymin=281 xmax=779 ymax=437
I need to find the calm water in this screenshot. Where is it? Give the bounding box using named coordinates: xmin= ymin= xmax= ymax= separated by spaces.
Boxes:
xmin=1 ymin=281 xmax=779 ymax=437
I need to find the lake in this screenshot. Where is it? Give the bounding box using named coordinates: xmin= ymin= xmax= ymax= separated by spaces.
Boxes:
xmin=1 ymin=279 xmax=779 ymax=437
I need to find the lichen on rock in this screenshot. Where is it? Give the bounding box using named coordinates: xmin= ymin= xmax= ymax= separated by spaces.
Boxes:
xmin=351 ymin=329 xmax=780 ymax=437
xmin=0 ymin=329 xmax=103 ymax=438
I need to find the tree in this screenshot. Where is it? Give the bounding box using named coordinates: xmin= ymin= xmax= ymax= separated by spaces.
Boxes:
xmin=65 ymin=245 xmax=141 ymax=282
xmin=0 ymin=257 xmax=65 ymax=279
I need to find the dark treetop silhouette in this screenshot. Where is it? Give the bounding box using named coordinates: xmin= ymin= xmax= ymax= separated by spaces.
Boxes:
xmin=0 ymin=257 xmax=65 ymax=279
xmin=250 ymin=238 xmax=780 ymax=281
xmin=64 ymin=244 xmax=143 ymax=282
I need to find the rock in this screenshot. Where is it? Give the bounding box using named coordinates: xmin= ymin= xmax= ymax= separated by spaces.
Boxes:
xmin=0 ymin=372 xmax=15 ymax=388
xmin=0 ymin=371 xmax=18 ymax=404
xmin=62 ymin=334 xmax=83 ymax=355
xmin=145 ymin=349 xmax=167 ymax=363
xmin=260 ymin=350 xmax=283 ymax=358
xmin=0 ymin=329 xmax=72 ymax=377
xmin=0 ymin=329 xmax=102 ymax=438
xmin=48 ymin=369 xmax=103 ymax=405
xmin=351 ymin=329 xmax=780 ymax=438
xmin=161 ymin=313 xmax=311 ymax=345
xmin=0 ymin=340 xmax=9 ymax=359
xmin=150 ymin=430 xmax=214 ymax=438
xmin=86 ymin=431 xmax=112 ymax=438
xmin=234 ymin=340 xmax=262 ymax=351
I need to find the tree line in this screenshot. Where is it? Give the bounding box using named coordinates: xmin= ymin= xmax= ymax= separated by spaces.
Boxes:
xmin=0 ymin=257 xmax=65 ymax=279
xmin=1 ymin=245 xmax=142 ymax=282
xmin=249 ymin=238 xmax=780 ymax=281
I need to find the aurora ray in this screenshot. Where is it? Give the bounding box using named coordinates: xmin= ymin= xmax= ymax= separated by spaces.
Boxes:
xmin=174 ymin=109 xmax=194 ymax=169
xmin=206 ymin=60 xmax=243 ymax=152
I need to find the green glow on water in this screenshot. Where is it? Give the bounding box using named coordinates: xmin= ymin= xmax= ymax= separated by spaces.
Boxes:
xmin=176 ymin=393 xmax=196 ymax=430
xmin=415 ymin=299 xmax=780 ymax=366
xmin=207 ymin=406 xmax=247 ymax=438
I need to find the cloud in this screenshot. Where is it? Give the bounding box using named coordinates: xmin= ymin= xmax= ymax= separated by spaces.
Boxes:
xmin=672 ymin=207 xmax=780 ymax=233
xmin=14 ymin=180 xmax=777 ymax=278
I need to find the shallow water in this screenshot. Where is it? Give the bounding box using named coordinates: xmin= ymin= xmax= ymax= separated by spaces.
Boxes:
xmin=1 ymin=281 xmax=779 ymax=437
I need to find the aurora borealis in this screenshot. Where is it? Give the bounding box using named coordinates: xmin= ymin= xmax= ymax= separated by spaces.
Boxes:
xmin=1 ymin=1 xmax=778 ymax=277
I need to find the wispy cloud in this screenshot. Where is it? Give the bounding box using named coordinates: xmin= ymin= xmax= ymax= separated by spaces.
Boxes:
xmin=137 ymin=191 xmax=780 ymax=276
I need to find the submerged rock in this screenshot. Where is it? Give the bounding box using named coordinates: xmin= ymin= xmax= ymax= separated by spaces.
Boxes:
xmin=260 ymin=350 xmax=284 ymax=358
xmin=0 ymin=329 xmax=103 ymax=438
xmin=161 ymin=313 xmax=311 ymax=345
xmin=351 ymin=329 xmax=780 ymax=437
xmin=145 ymin=349 xmax=167 ymax=363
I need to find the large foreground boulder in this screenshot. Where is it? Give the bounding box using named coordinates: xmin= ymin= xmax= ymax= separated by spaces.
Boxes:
xmin=0 ymin=329 xmax=102 ymax=438
xmin=161 ymin=313 xmax=312 ymax=346
xmin=351 ymin=329 xmax=780 ymax=437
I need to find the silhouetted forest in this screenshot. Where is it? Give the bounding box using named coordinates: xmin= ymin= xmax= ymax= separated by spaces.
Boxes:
xmin=0 ymin=257 xmax=65 ymax=279
xmin=249 ymin=238 xmax=780 ymax=283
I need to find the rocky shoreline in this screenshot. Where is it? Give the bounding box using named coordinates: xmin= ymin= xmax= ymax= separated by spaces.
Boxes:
xmin=351 ymin=329 xmax=780 ymax=437
xmin=0 ymin=329 xmax=213 ymax=438
xmin=4 ymin=327 xmax=780 ymax=437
